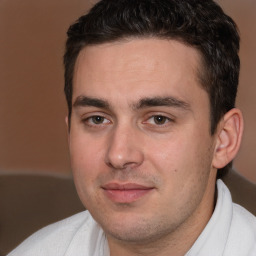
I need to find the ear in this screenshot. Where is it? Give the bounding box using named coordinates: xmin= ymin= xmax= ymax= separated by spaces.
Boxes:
xmin=65 ymin=116 xmax=69 ymax=128
xmin=65 ymin=116 xmax=70 ymax=143
xmin=212 ymin=108 xmax=244 ymax=169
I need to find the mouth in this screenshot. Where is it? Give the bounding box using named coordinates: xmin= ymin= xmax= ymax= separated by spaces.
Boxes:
xmin=101 ymin=183 xmax=154 ymax=203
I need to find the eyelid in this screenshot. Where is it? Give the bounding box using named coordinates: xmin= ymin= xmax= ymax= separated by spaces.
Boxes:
xmin=142 ymin=112 xmax=175 ymax=127
xmin=144 ymin=111 xmax=175 ymax=121
xmin=148 ymin=115 xmax=172 ymax=124
xmin=81 ymin=112 xmax=112 ymax=126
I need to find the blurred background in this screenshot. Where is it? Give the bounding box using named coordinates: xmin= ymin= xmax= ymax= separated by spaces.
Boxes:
xmin=0 ymin=0 xmax=255 ymax=183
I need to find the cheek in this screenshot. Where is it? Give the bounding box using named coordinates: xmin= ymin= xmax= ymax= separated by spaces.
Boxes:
xmin=70 ymin=129 xmax=104 ymax=165
xmin=146 ymin=129 xmax=213 ymax=184
xmin=69 ymin=135 xmax=107 ymax=210
xmin=69 ymin=132 xmax=106 ymax=190
xmin=146 ymin=135 xmax=193 ymax=173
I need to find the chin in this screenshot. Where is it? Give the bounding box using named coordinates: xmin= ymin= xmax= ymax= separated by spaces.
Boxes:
xmin=100 ymin=214 xmax=176 ymax=244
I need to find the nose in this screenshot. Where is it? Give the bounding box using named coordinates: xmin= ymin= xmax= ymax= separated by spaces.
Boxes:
xmin=105 ymin=125 xmax=144 ymax=170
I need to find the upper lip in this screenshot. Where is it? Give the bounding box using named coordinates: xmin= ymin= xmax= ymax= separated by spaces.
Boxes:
xmin=102 ymin=183 xmax=154 ymax=190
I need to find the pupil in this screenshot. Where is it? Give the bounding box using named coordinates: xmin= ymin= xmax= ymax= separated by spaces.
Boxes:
xmin=93 ymin=116 xmax=103 ymax=124
xmin=154 ymin=116 xmax=165 ymax=124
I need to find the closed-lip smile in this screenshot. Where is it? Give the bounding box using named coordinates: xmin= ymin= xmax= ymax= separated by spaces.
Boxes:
xmin=101 ymin=182 xmax=154 ymax=203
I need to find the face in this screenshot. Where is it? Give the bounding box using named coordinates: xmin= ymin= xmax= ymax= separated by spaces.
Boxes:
xmin=69 ymin=38 xmax=218 ymax=247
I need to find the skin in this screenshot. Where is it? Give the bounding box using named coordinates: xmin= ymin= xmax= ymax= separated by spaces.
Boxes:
xmin=67 ymin=38 xmax=239 ymax=256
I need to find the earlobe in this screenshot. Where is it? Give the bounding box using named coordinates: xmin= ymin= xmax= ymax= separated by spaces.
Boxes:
xmin=65 ymin=116 xmax=69 ymax=127
xmin=65 ymin=116 xmax=70 ymax=145
xmin=212 ymin=108 xmax=244 ymax=169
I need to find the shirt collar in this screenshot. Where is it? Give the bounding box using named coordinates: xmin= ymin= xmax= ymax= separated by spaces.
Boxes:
xmin=185 ymin=179 xmax=233 ymax=255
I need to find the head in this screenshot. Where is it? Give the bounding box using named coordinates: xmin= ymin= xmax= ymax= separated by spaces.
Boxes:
xmin=64 ymin=0 xmax=240 ymax=178
xmin=64 ymin=0 xmax=243 ymax=253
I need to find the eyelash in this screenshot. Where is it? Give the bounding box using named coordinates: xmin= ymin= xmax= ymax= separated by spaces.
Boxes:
xmin=82 ymin=115 xmax=111 ymax=127
xmin=145 ymin=115 xmax=173 ymax=126
xmin=81 ymin=114 xmax=174 ymax=129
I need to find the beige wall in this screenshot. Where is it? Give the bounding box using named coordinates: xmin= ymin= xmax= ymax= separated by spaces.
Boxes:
xmin=219 ymin=0 xmax=256 ymax=183
xmin=0 ymin=0 xmax=255 ymax=183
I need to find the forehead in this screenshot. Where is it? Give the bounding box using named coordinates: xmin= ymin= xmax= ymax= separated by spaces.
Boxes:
xmin=72 ymin=38 xmax=206 ymax=106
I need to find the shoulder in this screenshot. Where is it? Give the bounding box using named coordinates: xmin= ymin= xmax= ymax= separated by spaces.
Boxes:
xmin=231 ymin=204 xmax=256 ymax=240
xmin=215 ymin=180 xmax=256 ymax=255
xmin=7 ymin=211 xmax=95 ymax=256
xmin=225 ymin=202 xmax=256 ymax=255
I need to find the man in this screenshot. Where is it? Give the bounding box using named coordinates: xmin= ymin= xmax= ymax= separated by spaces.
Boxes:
xmin=9 ymin=0 xmax=256 ymax=255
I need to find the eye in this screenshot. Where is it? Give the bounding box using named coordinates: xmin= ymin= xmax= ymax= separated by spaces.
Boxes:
xmin=147 ymin=115 xmax=172 ymax=125
xmin=153 ymin=116 xmax=168 ymax=125
xmin=83 ymin=115 xmax=111 ymax=126
xmin=91 ymin=116 xmax=107 ymax=124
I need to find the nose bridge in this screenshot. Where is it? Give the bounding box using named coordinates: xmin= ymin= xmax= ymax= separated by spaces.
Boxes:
xmin=105 ymin=122 xmax=144 ymax=169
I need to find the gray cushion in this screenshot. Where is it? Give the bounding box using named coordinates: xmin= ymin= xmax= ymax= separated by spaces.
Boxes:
xmin=0 ymin=173 xmax=84 ymax=255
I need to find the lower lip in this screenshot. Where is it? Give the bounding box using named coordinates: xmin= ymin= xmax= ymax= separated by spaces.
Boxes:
xmin=103 ymin=189 xmax=153 ymax=203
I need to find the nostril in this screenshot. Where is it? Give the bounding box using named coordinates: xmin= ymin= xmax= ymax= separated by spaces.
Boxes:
xmin=105 ymin=160 xmax=142 ymax=171
xmin=105 ymin=149 xmax=144 ymax=170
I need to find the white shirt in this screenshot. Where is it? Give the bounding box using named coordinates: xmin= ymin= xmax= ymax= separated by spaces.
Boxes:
xmin=8 ymin=180 xmax=256 ymax=256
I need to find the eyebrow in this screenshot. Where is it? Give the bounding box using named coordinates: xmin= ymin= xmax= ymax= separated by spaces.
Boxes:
xmin=134 ymin=96 xmax=191 ymax=110
xmin=73 ymin=95 xmax=190 ymax=112
xmin=73 ymin=96 xmax=110 ymax=109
